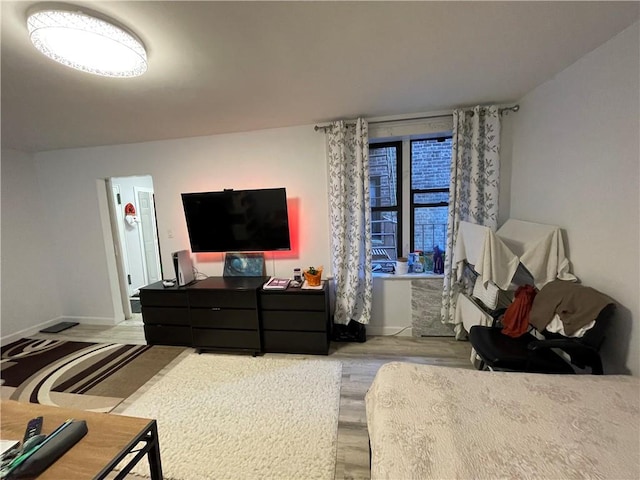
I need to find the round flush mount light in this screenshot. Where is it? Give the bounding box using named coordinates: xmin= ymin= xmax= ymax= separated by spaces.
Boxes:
xmin=27 ymin=6 xmax=147 ymax=78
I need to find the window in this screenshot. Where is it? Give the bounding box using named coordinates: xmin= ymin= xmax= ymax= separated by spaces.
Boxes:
xmin=369 ymin=136 xmax=452 ymax=272
xmin=369 ymin=142 xmax=402 ymax=263
xmin=410 ymin=138 xmax=452 ymax=270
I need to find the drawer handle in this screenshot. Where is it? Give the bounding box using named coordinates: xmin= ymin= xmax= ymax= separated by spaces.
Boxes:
xmin=210 ymin=307 xmax=221 ymax=311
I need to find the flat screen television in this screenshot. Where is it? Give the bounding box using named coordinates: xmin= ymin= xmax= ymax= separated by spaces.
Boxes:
xmin=181 ymin=187 xmax=291 ymax=252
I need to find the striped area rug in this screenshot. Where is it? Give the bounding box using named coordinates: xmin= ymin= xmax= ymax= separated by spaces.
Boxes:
xmin=1 ymin=338 xmax=186 ymax=412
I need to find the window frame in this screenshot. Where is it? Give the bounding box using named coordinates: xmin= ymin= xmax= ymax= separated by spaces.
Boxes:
xmin=409 ymin=137 xmax=452 ymax=254
xmin=369 ymin=140 xmax=403 ymax=261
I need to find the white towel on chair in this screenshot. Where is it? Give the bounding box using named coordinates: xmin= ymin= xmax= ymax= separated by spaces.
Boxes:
xmin=497 ymin=219 xmax=577 ymax=289
xmin=455 ymin=293 xmax=493 ymax=334
xmin=454 ymin=221 xmax=521 ymax=290
xmin=472 ymin=279 xmax=500 ymax=310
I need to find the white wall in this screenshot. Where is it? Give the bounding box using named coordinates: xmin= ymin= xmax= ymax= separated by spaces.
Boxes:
xmin=1 ymin=149 xmax=63 ymax=342
xmin=370 ymin=277 xmax=412 ymax=335
xmin=510 ymin=22 xmax=639 ymax=374
xmin=30 ymin=125 xmax=330 ymax=325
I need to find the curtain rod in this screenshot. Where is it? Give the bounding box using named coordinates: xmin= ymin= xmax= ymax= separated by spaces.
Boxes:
xmin=314 ymin=104 xmax=520 ymax=132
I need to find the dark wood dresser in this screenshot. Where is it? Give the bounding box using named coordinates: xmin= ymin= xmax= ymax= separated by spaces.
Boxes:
xmin=139 ymin=277 xmax=331 ymax=355
xmin=259 ymin=282 xmax=331 ymax=355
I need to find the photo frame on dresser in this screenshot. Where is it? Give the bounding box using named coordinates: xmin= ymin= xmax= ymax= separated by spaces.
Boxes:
xmin=223 ymin=252 xmax=265 ymax=277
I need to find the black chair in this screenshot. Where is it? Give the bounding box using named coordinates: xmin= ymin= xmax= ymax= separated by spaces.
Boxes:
xmin=469 ymin=304 xmax=614 ymax=375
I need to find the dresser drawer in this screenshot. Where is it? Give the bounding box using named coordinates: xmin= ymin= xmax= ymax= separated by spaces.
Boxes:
xmin=190 ymin=308 xmax=258 ymax=329
xmin=192 ymin=328 xmax=260 ymax=350
xmin=261 ymin=311 xmax=327 ymax=332
xmin=144 ymin=325 xmax=192 ymax=346
xmin=140 ymin=289 xmax=188 ymax=307
xmin=188 ymin=290 xmax=257 ymax=309
xmin=259 ymin=292 xmax=326 ymax=311
xmin=142 ymin=306 xmax=190 ymax=326
xmin=263 ymin=331 xmax=329 ymax=355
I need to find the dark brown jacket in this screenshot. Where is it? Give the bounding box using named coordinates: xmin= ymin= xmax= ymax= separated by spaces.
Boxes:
xmin=529 ymin=280 xmax=614 ymax=336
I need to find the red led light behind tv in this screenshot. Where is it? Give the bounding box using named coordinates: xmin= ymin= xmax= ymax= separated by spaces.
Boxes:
xmin=181 ymin=187 xmax=291 ymax=253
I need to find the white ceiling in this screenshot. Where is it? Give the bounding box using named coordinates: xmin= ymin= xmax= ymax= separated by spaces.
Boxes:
xmin=2 ymin=1 xmax=638 ymax=153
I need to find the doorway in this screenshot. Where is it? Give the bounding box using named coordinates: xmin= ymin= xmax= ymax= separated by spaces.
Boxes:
xmin=107 ymin=175 xmax=162 ymax=320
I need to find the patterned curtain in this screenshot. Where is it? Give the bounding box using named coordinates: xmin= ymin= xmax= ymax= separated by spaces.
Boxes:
xmin=441 ymin=106 xmax=501 ymax=338
xmin=326 ymin=118 xmax=373 ymax=325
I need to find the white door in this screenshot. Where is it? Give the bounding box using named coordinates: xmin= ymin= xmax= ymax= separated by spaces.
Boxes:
xmin=135 ymin=187 xmax=162 ymax=285
xmin=105 ymin=180 xmax=133 ymax=318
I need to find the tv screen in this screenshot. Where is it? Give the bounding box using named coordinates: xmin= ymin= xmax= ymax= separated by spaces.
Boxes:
xmin=181 ymin=188 xmax=291 ymax=252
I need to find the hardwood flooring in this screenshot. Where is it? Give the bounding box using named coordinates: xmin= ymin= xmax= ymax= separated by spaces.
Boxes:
xmin=29 ymin=319 xmax=473 ymax=480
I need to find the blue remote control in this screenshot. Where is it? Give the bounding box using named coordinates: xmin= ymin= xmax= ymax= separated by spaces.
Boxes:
xmin=23 ymin=417 xmax=43 ymax=443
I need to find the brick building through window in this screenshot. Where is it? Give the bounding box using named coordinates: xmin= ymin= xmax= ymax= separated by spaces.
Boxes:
xmin=369 ymin=137 xmax=452 ymax=272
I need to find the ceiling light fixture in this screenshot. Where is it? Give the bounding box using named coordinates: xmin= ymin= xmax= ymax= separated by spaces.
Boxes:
xmin=27 ymin=6 xmax=147 ymax=78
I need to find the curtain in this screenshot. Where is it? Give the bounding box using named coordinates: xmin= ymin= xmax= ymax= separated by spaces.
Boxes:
xmin=441 ymin=105 xmax=501 ymax=338
xmin=326 ymin=118 xmax=373 ymax=325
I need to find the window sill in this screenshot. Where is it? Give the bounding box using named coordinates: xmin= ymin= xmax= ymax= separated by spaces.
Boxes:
xmin=373 ymin=272 xmax=444 ymax=280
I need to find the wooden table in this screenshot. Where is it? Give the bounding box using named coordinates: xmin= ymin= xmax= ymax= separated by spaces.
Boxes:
xmin=0 ymin=400 xmax=162 ymax=479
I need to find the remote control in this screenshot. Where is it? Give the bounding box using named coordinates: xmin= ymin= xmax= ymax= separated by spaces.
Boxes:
xmin=23 ymin=416 xmax=43 ymax=443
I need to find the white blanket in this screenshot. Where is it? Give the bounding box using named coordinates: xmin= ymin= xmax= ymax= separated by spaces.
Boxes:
xmin=366 ymin=363 xmax=640 ymax=480
xmin=454 ymin=221 xmax=520 ymax=290
xmin=454 ymin=219 xmax=576 ymax=290
xmin=497 ymin=219 xmax=576 ymax=289
xmin=454 ymin=293 xmax=493 ymax=334
xmin=454 ymin=293 xmax=494 ymax=362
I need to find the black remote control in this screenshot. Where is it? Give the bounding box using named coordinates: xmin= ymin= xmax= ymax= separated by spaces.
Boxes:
xmin=23 ymin=416 xmax=43 ymax=443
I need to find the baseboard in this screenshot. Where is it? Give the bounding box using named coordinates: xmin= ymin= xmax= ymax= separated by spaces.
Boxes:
xmin=62 ymin=315 xmax=118 ymax=326
xmin=366 ymin=325 xmax=413 ymax=337
xmin=1 ymin=315 xmax=118 ymax=346
xmin=1 ymin=317 xmax=65 ymax=346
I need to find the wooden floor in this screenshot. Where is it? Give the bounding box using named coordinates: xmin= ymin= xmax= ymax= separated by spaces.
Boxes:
xmin=30 ymin=318 xmax=473 ymax=480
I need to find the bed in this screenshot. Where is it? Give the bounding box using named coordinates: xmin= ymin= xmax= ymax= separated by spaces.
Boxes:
xmin=365 ymin=362 xmax=640 ymax=479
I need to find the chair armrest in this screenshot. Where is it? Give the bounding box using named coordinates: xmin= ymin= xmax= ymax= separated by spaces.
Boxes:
xmin=527 ymin=339 xmax=597 ymax=353
xmin=489 ymin=308 xmax=507 ymax=327
xmin=528 ymin=339 xmax=603 ymax=374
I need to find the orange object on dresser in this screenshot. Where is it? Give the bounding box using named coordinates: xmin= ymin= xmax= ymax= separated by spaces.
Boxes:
xmin=303 ymin=266 xmax=323 ymax=287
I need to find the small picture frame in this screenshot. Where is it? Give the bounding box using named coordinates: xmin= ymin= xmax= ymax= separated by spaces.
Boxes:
xmin=223 ymin=252 xmax=265 ymax=277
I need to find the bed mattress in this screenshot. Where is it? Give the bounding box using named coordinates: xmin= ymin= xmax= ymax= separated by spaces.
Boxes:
xmin=365 ymin=362 xmax=639 ymax=479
